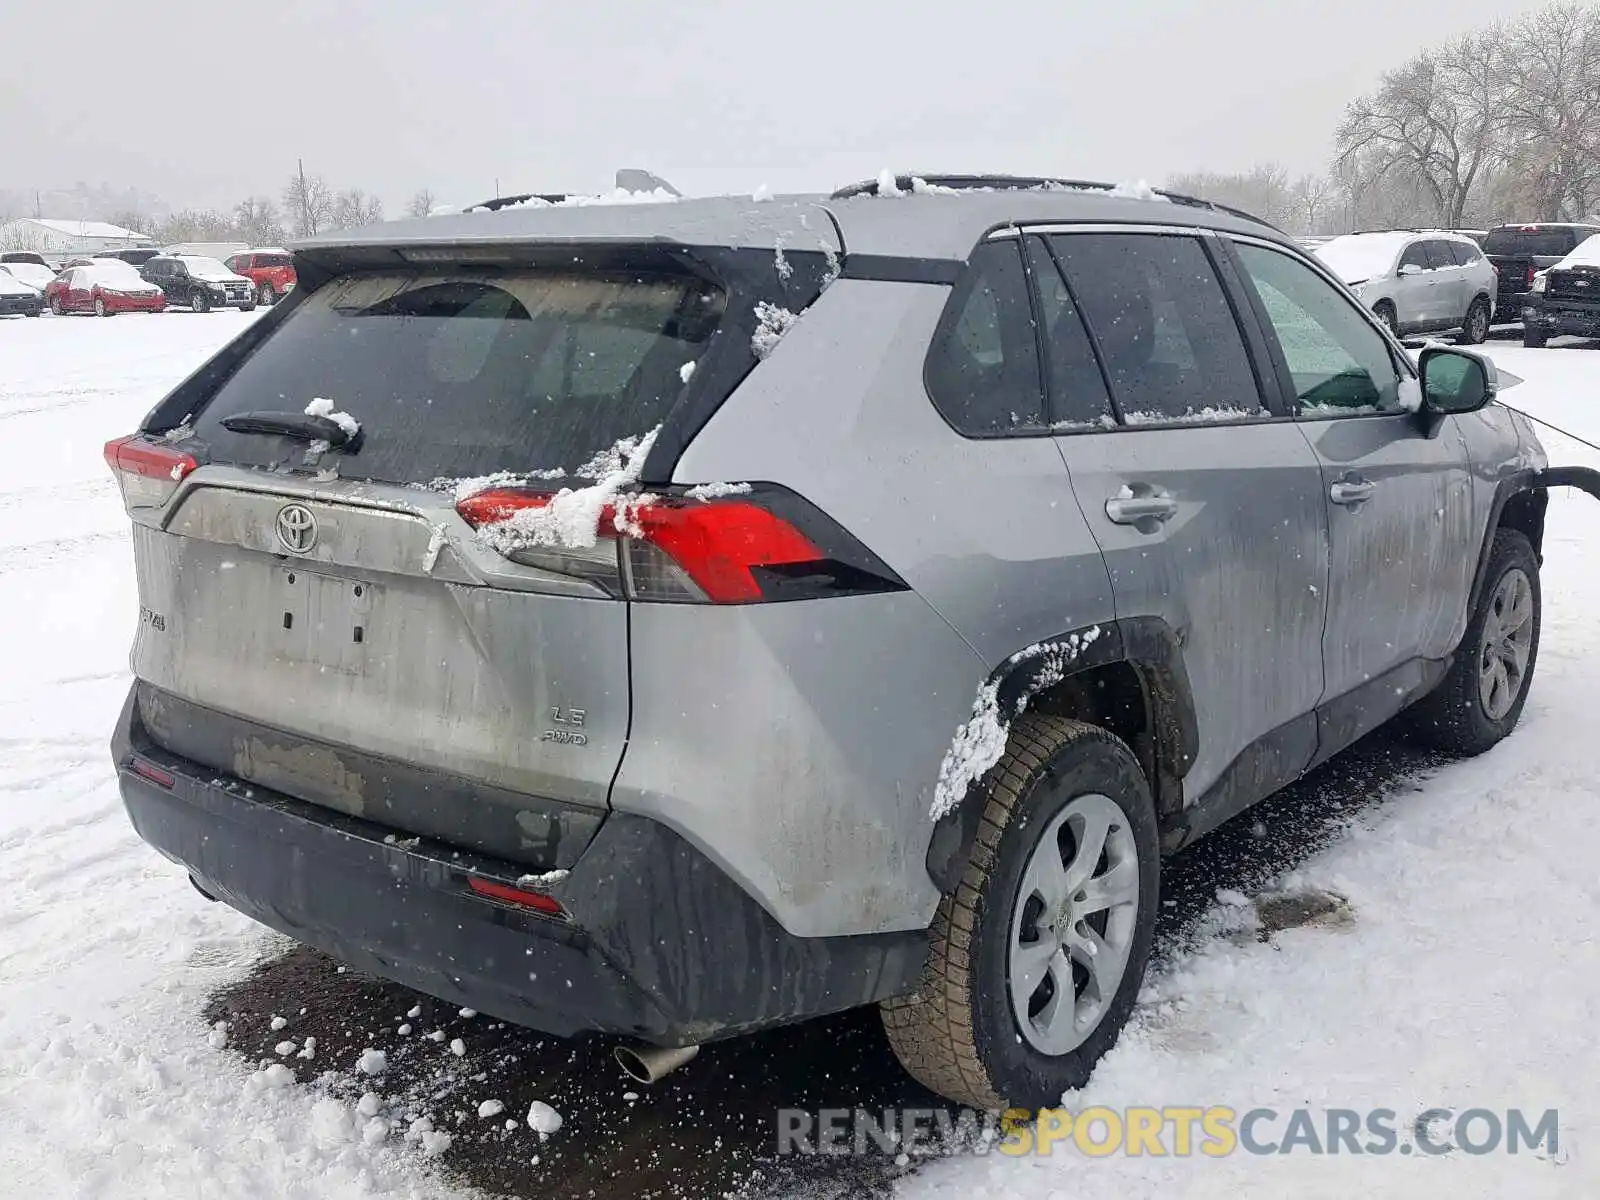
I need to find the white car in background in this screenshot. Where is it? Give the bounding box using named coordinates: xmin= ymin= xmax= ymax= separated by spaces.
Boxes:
xmin=1315 ymin=230 xmax=1497 ymax=343
xmin=0 ymin=262 xmax=60 ymax=293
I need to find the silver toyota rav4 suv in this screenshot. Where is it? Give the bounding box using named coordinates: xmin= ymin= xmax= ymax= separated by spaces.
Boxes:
xmin=109 ymin=175 xmax=1585 ymax=1111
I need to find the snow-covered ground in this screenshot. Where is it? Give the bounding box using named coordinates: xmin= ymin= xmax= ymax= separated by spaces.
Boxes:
xmin=0 ymin=311 xmax=1596 ymax=1199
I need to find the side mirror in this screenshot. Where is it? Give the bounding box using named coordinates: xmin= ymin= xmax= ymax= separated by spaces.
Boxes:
xmin=1419 ymin=346 xmax=1496 ymax=414
xmin=1397 ymin=263 xmax=1424 ymax=276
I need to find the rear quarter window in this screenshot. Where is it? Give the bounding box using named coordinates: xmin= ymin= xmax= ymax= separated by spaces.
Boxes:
xmin=924 ymin=240 xmax=1047 ymax=436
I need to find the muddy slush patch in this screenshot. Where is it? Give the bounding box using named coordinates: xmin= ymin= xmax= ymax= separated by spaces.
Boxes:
xmin=203 ymin=729 xmax=1446 ymax=1198
xmin=205 ymin=952 xmax=954 ymax=1199
xmin=1253 ymin=888 xmax=1354 ymax=940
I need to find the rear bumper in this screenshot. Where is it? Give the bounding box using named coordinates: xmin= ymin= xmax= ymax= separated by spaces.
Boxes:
xmin=0 ymin=296 xmax=42 ymax=315
xmin=113 ymin=686 xmax=925 ymax=1045
xmin=1522 ymin=298 xmax=1600 ymax=338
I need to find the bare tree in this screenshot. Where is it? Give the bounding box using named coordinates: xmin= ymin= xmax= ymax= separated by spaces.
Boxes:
xmin=283 ymin=170 xmax=335 ymax=237
xmin=406 ymin=189 xmax=438 ymax=219
xmin=1337 ymin=29 xmax=1511 ymax=227
xmin=106 ymin=209 xmax=153 ymax=235
xmin=235 ymin=196 xmax=287 ymax=246
xmin=1166 ymin=164 xmax=1297 ymax=228
xmin=331 ymin=188 xmax=385 ymax=230
xmin=1287 ymin=173 xmax=1338 ymax=233
xmin=156 ymin=209 xmax=237 ymax=244
xmin=1499 ymin=3 xmax=1600 ymax=219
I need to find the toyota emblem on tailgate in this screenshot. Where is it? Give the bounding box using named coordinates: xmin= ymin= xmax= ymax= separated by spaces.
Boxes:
xmin=275 ymin=504 xmax=318 ymax=553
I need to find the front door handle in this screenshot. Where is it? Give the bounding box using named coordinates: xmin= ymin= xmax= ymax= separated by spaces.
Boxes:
xmin=1329 ymin=479 xmax=1377 ymax=506
xmin=1105 ymin=493 xmax=1179 ymax=525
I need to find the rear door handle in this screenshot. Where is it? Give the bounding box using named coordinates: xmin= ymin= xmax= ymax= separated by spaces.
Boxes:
xmin=1329 ymin=480 xmax=1376 ymax=506
xmin=1105 ymin=494 xmax=1179 ymax=525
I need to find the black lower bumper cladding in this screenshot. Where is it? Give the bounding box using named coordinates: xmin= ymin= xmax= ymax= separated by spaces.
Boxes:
xmin=112 ymin=688 xmax=925 ymax=1046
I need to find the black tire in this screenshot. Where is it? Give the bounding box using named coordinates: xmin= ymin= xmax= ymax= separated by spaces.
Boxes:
xmin=881 ymin=715 xmax=1160 ymax=1110
xmin=1374 ymin=301 xmax=1399 ymax=336
xmin=1523 ymin=327 xmax=1548 ymax=348
xmin=94 ymin=297 xmax=109 ymax=318
xmin=239 ymin=303 xmax=257 ymax=312
xmin=257 ymin=282 xmax=275 ymax=305
xmin=24 ymin=308 xmax=39 ymax=317
xmin=49 ymin=296 xmax=63 ymax=316
xmin=1456 ymin=297 xmax=1490 ymax=345
xmin=1403 ymin=530 xmax=1540 ymax=755
xmin=191 ymin=289 xmax=211 ymax=313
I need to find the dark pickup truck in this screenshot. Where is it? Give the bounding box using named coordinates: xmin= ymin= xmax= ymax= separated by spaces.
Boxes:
xmin=1485 ymin=223 xmax=1600 ymax=324
xmin=1521 ymin=240 xmax=1600 ymax=347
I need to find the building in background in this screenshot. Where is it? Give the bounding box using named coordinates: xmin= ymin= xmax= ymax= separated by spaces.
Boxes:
xmin=0 ymin=217 xmax=152 ymax=258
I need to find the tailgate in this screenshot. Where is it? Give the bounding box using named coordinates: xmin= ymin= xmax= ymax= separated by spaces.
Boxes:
xmin=115 ymin=263 xmax=730 ymax=862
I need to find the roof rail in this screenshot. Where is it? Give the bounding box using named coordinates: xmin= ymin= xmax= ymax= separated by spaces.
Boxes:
xmin=828 ymin=174 xmax=1282 ymax=232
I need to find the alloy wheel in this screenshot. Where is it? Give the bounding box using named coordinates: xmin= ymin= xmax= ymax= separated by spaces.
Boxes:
xmin=1008 ymin=792 xmax=1141 ymax=1055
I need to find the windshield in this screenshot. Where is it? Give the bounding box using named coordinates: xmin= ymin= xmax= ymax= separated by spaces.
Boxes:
xmin=180 ymin=256 xmax=233 ymax=278
xmin=1484 ymin=228 xmax=1588 ymax=257
xmin=188 ymin=269 xmax=727 ymax=484
xmin=86 ymin=261 xmax=148 ymax=288
xmin=0 ymin=264 xmax=53 ymax=289
xmin=1557 ymin=235 xmax=1600 ymax=269
xmin=1313 ymin=233 xmax=1411 ymax=284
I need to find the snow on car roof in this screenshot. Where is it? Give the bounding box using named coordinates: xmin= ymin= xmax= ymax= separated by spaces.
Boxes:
xmin=1557 ymin=234 xmax=1600 ymax=268
xmin=1313 ymin=232 xmax=1415 ymax=284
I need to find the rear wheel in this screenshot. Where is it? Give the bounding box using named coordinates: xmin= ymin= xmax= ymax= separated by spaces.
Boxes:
xmin=881 ymin=715 xmax=1159 ymax=1110
xmin=1523 ymin=326 xmax=1548 ymax=348
xmin=94 ymin=297 xmax=108 ymax=317
xmin=257 ymin=282 xmax=275 ymax=305
xmin=1374 ymin=301 xmax=1399 ymax=336
xmin=1457 ymin=297 xmax=1490 ymax=345
xmin=1403 ymin=530 xmax=1540 ymax=755
xmin=49 ymin=296 xmax=63 ymax=316
xmin=191 ymin=289 xmax=211 ymax=313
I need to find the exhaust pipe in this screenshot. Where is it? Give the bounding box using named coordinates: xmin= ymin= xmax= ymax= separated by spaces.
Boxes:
xmin=614 ymin=1042 xmax=699 ymax=1084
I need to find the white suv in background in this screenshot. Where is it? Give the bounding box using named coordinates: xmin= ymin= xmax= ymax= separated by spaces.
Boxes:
xmin=1315 ymin=230 xmax=1497 ymax=343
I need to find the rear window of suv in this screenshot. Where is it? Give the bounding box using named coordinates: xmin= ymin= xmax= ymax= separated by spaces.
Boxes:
xmin=187 ymin=270 xmax=726 ymax=483
xmin=1484 ymin=228 xmax=1590 ymax=257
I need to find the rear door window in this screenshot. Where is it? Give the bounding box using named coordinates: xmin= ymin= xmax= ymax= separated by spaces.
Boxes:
xmin=1399 ymin=241 xmax=1430 ymax=271
xmin=188 ymin=270 xmax=727 ymax=483
xmin=1047 ymin=232 xmax=1263 ymax=423
xmin=1423 ymin=241 xmax=1457 ymax=270
xmin=924 ymin=240 xmax=1046 ymax=435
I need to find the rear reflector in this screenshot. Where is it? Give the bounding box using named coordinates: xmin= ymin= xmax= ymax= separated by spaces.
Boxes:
xmin=467 ymin=876 xmax=565 ymax=916
xmin=129 ymin=757 xmax=176 ymax=789
xmin=457 ymin=489 xmax=827 ymax=603
xmin=104 ymin=435 xmax=197 ymax=509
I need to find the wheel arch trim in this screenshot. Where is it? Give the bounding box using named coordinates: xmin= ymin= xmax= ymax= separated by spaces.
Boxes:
xmin=924 ymin=616 xmax=1198 ymax=894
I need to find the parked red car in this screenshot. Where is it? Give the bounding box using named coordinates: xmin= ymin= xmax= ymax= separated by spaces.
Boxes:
xmin=45 ymin=261 xmax=167 ymax=316
xmin=225 ymin=249 xmax=296 ymax=305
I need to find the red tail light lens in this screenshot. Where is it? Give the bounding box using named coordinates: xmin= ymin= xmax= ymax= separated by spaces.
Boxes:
xmin=458 ymin=486 xmax=901 ymax=604
xmin=104 ymin=435 xmax=197 ymax=509
xmin=1527 ymin=266 xmax=1537 ymax=285
xmin=467 ymin=876 xmax=565 ymax=916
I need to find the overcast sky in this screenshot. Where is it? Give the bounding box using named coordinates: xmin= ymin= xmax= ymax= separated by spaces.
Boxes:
xmin=1 ymin=0 xmax=1562 ymax=213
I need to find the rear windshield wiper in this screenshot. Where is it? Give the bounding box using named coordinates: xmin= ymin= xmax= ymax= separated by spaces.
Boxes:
xmin=220 ymin=411 xmax=361 ymax=450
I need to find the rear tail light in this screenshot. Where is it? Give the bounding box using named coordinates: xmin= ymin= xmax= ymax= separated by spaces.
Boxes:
xmin=457 ymin=486 xmax=905 ymax=604
xmin=104 ymin=435 xmax=197 ymax=509
xmin=1528 ymin=266 xmax=1538 ymax=286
